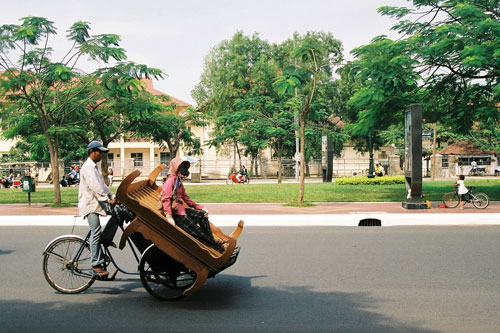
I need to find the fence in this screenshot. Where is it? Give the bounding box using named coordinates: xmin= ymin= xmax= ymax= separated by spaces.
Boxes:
xmin=2 ymin=156 xmax=419 ymax=182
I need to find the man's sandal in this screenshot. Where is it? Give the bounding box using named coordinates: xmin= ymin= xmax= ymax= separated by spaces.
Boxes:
xmin=90 ymin=265 xmax=109 ymax=277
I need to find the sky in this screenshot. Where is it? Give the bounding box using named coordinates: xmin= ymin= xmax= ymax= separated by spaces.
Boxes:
xmin=0 ymin=0 xmax=407 ymax=106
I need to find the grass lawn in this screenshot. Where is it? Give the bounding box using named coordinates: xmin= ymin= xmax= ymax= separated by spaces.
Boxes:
xmin=0 ymin=179 xmax=499 ymax=204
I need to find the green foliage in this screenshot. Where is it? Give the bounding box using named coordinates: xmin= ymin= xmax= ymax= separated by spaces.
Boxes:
xmin=194 ymin=31 xmax=345 ymax=182
xmin=347 ymin=37 xmax=419 ymax=137
xmin=378 ymin=0 xmax=500 ymax=143
xmin=273 ymin=31 xmax=343 ymax=198
xmin=272 ymin=67 xmax=305 ymax=95
xmin=193 ymin=32 xmax=276 ymax=156
xmin=134 ymin=105 xmax=204 ymax=159
xmin=334 ymin=0 xmax=500 ymax=173
xmin=0 ymin=16 xmax=165 ymax=202
xmin=334 ymin=176 xmax=405 ymax=185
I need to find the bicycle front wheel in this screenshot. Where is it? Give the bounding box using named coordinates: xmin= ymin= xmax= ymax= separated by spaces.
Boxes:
xmin=472 ymin=193 xmax=489 ymax=209
xmin=42 ymin=236 xmax=96 ymax=294
xmin=443 ymin=192 xmax=460 ymax=208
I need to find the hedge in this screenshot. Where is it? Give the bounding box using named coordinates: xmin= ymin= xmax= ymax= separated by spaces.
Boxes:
xmin=334 ymin=175 xmax=405 ymax=185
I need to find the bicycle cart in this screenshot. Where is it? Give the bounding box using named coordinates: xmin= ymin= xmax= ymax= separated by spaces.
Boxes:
xmin=42 ymin=165 xmax=244 ymax=300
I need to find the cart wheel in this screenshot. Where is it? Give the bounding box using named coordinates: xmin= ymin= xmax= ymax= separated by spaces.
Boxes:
xmin=139 ymin=244 xmax=196 ymax=301
xmin=226 ymin=177 xmax=233 ymax=185
xmin=443 ymin=192 xmax=460 ymax=208
xmin=472 ymin=193 xmax=489 ymax=209
xmin=42 ymin=236 xmax=96 ymax=294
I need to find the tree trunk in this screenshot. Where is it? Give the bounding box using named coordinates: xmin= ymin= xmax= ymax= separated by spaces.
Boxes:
xmin=368 ymin=135 xmax=374 ymax=177
xmin=46 ymin=135 xmax=61 ymax=204
xmin=101 ymin=153 xmax=110 ymax=186
xmin=166 ymin=140 xmax=179 ymax=161
xmin=299 ymin=115 xmax=306 ymax=204
xmin=235 ymin=142 xmax=242 ymax=168
xmin=277 ymin=145 xmax=283 ymax=184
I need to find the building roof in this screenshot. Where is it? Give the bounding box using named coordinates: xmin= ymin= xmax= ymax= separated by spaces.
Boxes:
xmin=439 ymin=141 xmax=494 ymax=155
xmin=141 ymin=78 xmax=191 ymax=107
xmin=0 ymin=71 xmax=191 ymax=108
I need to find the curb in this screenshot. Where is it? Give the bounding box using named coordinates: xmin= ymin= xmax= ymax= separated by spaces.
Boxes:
xmin=2 ymin=213 xmax=500 ymax=227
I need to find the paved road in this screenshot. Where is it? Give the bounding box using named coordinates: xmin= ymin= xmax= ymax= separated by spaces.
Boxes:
xmin=2 ymin=226 xmax=500 ymax=332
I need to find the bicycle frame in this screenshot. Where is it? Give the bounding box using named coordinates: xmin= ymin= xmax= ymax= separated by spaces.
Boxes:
xmin=71 ymin=228 xmax=142 ymax=280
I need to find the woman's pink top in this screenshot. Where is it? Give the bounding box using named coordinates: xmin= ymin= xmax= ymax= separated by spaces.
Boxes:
xmin=161 ymin=175 xmax=203 ymax=216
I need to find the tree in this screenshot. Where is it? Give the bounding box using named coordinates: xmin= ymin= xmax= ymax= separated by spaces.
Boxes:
xmin=0 ymin=111 xmax=87 ymax=163
xmin=344 ymin=36 xmax=419 ymax=176
xmin=134 ymin=105 xmax=204 ymax=163
xmin=274 ymin=32 xmax=343 ymax=203
xmin=69 ymin=72 xmax=164 ymax=184
xmin=234 ymin=95 xmax=296 ymax=182
xmin=378 ymin=0 xmax=500 ymax=164
xmin=193 ymin=31 xmax=299 ymax=180
xmin=0 ymin=17 xmax=163 ymax=202
xmin=193 ymin=32 xmax=275 ymax=169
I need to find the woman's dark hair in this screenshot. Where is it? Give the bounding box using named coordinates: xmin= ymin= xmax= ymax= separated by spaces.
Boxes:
xmin=178 ymin=161 xmax=190 ymax=177
xmin=459 ymin=175 xmax=465 ymax=180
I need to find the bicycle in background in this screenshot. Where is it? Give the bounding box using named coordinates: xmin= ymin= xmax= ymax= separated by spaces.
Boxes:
xmin=442 ymin=186 xmax=489 ymax=209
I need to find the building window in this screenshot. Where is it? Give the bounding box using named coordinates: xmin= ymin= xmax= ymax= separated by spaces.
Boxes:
xmin=458 ymin=156 xmax=490 ymax=166
xmin=442 ymin=156 xmax=449 ymax=168
xmin=108 ymin=153 xmax=114 ymax=167
xmin=131 ymin=153 xmax=143 ymax=167
xmin=160 ymin=152 xmax=170 ymax=176
xmin=160 ymin=152 xmax=170 ymax=164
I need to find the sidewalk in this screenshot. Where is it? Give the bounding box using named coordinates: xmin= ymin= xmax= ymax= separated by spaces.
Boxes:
xmin=1 ymin=202 xmax=499 ymax=227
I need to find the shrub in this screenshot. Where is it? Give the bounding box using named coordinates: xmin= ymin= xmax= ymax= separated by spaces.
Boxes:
xmin=334 ymin=175 xmax=405 ymax=185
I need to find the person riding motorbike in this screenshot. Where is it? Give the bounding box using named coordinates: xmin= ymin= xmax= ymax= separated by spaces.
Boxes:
xmin=60 ymin=166 xmax=80 ymax=187
xmin=68 ymin=165 xmax=79 ymax=182
xmin=239 ymin=165 xmax=248 ymax=182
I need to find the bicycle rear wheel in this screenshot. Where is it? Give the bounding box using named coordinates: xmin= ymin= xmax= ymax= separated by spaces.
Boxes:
xmin=472 ymin=193 xmax=489 ymax=209
xmin=139 ymin=244 xmax=196 ymax=301
xmin=42 ymin=236 xmax=96 ymax=294
xmin=443 ymin=192 xmax=460 ymax=208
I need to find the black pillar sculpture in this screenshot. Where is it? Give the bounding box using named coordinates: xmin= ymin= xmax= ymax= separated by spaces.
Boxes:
xmin=321 ymin=135 xmax=333 ymax=182
xmin=402 ymin=104 xmax=428 ymax=209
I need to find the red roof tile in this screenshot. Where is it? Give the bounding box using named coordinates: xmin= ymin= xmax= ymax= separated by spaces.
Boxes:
xmin=439 ymin=141 xmax=494 ymax=155
xmin=141 ymin=78 xmax=190 ymax=107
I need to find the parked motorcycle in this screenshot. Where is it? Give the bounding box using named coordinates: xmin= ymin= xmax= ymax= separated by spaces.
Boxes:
xmin=0 ymin=177 xmax=12 ymax=188
xmin=0 ymin=175 xmax=20 ymax=188
xmin=226 ymin=171 xmax=250 ymax=184
xmin=60 ymin=174 xmax=80 ymax=187
xmin=468 ymin=167 xmax=486 ymax=176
